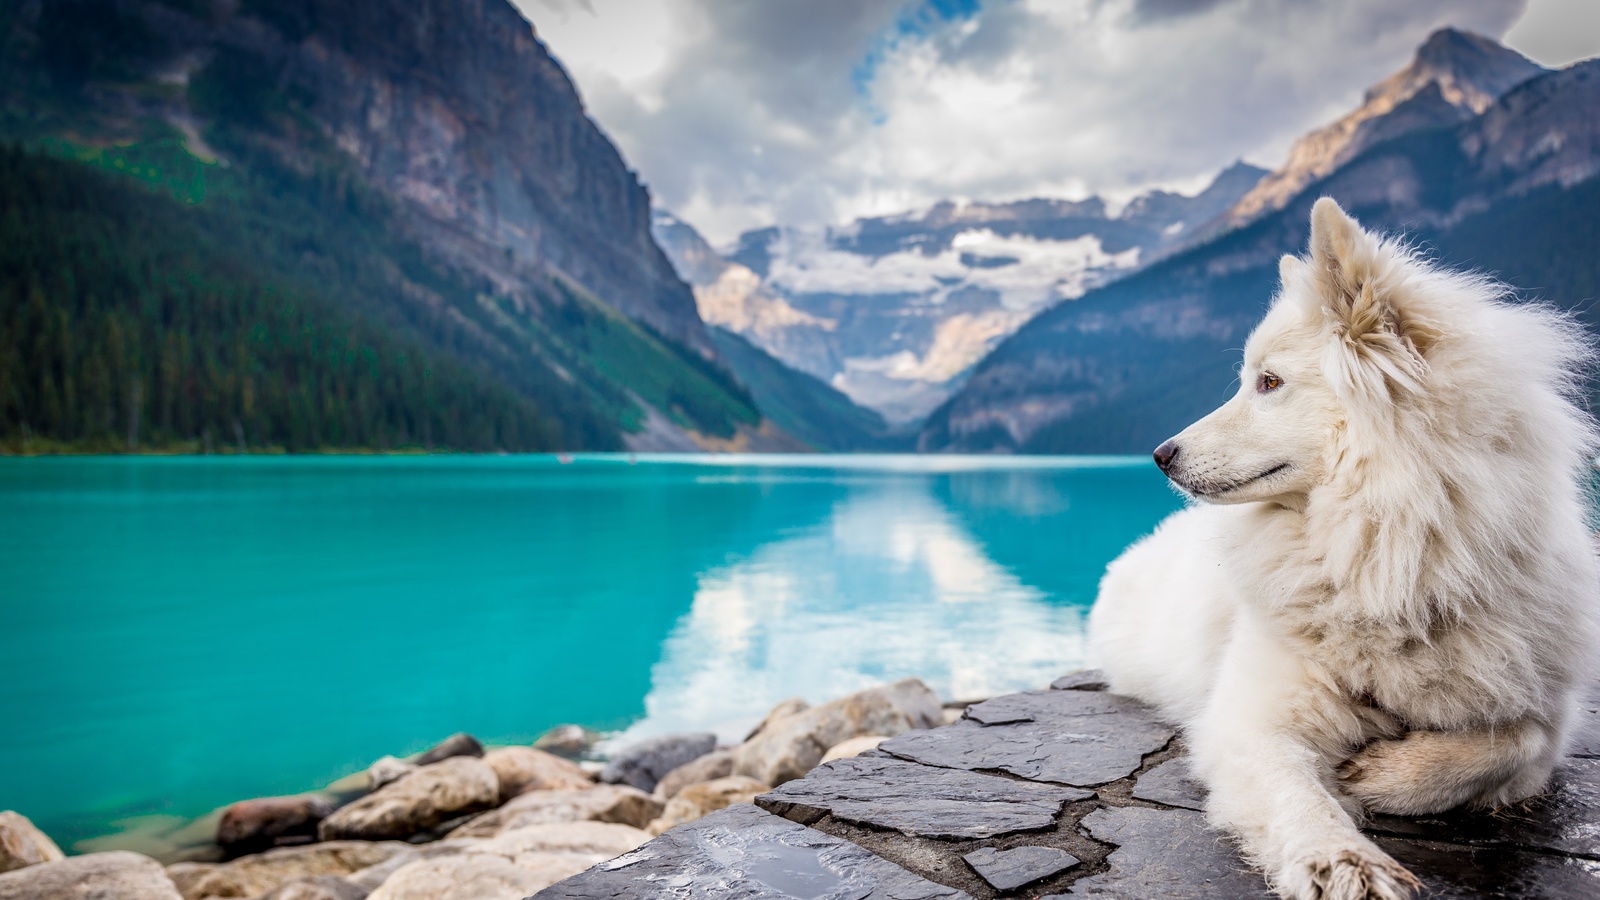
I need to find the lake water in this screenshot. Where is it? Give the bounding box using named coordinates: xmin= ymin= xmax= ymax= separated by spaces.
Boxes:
xmin=0 ymin=454 xmax=1181 ymax=852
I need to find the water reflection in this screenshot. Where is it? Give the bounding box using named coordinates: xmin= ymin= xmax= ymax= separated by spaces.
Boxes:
xmin=620 ymin=474 xmax=1101 ymax=743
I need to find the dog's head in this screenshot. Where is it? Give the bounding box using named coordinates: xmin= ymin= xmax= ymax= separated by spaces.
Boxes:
xmin=1155 ymin=197 xmax=1445 ymax=504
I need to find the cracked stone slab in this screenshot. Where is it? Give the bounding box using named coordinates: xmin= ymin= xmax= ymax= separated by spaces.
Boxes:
xmin=963 ymin=846 xmax=1080 ymax=892
xmin=755 ymin=756 xmax=1090 ymax=840
xmin=880 ymin=690 xmax=1173 ymax=787
xmin=529 ymin=802 xmax=973 ymax=900
xmin=1367 ymin=756 xmax=1600 ymax=859
xmin=1130 ymin=757 xmax=1205 ymax=812
xmin=1058 ymin=806 xmax=1272 ymax=899
xmin=1050 ymin=671 xmax=1109 ymax=692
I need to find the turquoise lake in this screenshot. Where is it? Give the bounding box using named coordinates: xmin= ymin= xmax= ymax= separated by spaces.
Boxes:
xmin=0 ymin=454 xmax=1182 ymax=852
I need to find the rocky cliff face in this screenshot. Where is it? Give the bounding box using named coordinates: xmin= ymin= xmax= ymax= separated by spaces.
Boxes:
xmin=1225 ymin=28 xmax=1545 ymax=224
xmin=655 ymin=163 xmax=1266 ymax=424
xmin=4 ymin=0 xmax=712 ymax=357
xmin=922 ymin=50 xmax=1600 ymax=454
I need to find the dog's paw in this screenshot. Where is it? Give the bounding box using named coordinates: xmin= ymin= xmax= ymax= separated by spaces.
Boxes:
xmin=1278 ymin=847 xmax=1421 ymax=900
xmin=1338 ymin=734 xmax=1457 ymax=816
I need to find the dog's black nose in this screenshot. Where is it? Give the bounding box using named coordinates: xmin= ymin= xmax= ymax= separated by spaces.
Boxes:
xmin=1153 ymin=440 xmax=1179 ymax=473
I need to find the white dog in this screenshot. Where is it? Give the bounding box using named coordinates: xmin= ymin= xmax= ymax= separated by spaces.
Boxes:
xmin=1089 ymin=198 xmax=1599 ymax=900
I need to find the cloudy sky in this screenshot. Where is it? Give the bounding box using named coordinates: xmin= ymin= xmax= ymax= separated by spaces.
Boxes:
xmin=514 ymin=0 xmax=1600 ymax=245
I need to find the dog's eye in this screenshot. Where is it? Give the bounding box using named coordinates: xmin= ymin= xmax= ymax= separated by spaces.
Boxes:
xmin=1257 ymin=372 xmax=1283 ymax=393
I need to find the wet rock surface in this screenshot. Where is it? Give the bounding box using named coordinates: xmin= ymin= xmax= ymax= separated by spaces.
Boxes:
xmin=963 ymin=846 xmax=1079 ymax=892
xmin=880 ymin=689 xmax=1173 ymax=787
xmin=756 ymin=756 xmax=1090 ymax=840
xmin=534 ymin=672 xmax=1600 ymax=900
xmin=531 ymin=803 xmax=973 ymax=899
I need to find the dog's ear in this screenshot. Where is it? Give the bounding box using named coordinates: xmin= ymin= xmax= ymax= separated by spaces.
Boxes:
xmin=1306 ymin=198 xmax=1439 ymax=395
xmin=1278 ymin=254 xmax=1303 ymax=284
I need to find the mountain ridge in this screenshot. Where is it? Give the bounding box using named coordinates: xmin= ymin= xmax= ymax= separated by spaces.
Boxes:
xmin=921 ymin=51 xmax=1600 ymax=454
xmin=655 ymin=162 xmax=1268 ymax=425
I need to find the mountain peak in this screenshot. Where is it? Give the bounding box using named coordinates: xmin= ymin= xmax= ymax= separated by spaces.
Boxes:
xmin=1373 ymin=27 xmax=1546 ymax=115
xmin=1229 ymin=28 xmax=1544 ymax=222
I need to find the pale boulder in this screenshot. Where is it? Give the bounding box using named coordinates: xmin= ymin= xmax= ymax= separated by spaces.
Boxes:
xmin=733 ymin=678 xmax=943 ymax=786
xmin=367 ymin=822 xmax=647 ymax=900
xmin=652 ymin=748 xmax=734 ymax=801
xmin=365 ymin=756 xmax=415 ymax=792
xmin=258 ymin=876 xmax=369 ymax=900
xmin=318 ymin=757 xmax=499 ymax=841
xmin=744 ymin=697 xmax=809 ymax=741
xmin=532 ymin=725 xmax=600 ymax=760
xmin=820 ymin=735 xmax=887 ymax=763
xmin=447 ymin=784 xmax=662 ymax=838
xmin=365 ymin=854 xmax=579 ymax=900
xmin=0 ymin=851 xmax=181 ymax=900
xmin=483 ymin=746 xmax=592 ymax=801
xmin=0 ymin=811 xmax=63 ymax=874
xmin=646 ymin=776 xmax=768 ymax=836
xmin=166 ymin=841 xmax=407 ymax=900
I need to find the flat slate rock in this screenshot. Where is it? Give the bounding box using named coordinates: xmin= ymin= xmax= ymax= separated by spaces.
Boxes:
xmin=756 ymin=756 xmax=1090 ymax=840
xmin=1368 ymin=756 xmax=1600 ymax=859
xmin=1060 ymin=806 xmax=1272 ymax=899
xmin=881 ymin=690 xmax=1173 ymax=787
xmin=1130 ymin=756 xmax=1205 ymax=811
xmin=529 ymin=802 xmax=972 ymax=900
xmin=1050 ymin=670 xmax=1109 ymax=692
xmin=1376 ymin=835 xmax=1600 ymax=899
xmin=963 ymin=846 xmax=1080 ymax=892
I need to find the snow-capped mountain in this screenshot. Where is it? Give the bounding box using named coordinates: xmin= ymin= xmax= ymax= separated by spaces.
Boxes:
xmin=654 ymin=161 xmax=1266 ymax=424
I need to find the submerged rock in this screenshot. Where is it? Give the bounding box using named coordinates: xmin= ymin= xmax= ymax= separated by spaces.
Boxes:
xmin=166 ymin=842 xmax=408 ymax=900
xmin=483 ymin=746 xmax=593 ymax=801
xmin=0 ymin=811 xmax=63 ymax=874
xmin=647 ymin=776 xmax=769 ymax=835
xmin=413 ymin=733 xmax=484 ymax=766
xmin=652 ymin=749 xmax=735 ymax=801
xmin=532 ymin=725 xmax=601 ymax=761
xmin=599 ymin=733 xmax=716 ymax=793
xmin=448 ymin=785 xmax=662 ymax=838
xmin=0 ymin=851 xmax=181 ymax=900
xmin=217 ymin=795 xmax=335 ymax=855
xmin=734 ymin=679 xmax=943 ymax=786
xmin=319 ymin=757 xmax=499 ymax=842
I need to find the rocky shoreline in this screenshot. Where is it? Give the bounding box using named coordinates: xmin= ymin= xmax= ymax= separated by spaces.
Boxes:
xmin=5 ymin=673 xmax=1597 ymax=899
xmin=0 ymin=678 xmax=952 ymax=899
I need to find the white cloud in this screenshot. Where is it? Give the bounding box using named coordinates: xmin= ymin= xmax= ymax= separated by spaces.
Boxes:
xmin=518 ymin=0 xmax=1532 ymax=244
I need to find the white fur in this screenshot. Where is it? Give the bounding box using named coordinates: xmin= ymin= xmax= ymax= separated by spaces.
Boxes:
xmin=1089 ymin=198 xmax=1600 ymax=900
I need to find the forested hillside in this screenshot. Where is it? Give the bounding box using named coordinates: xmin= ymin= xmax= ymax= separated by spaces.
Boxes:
xmin=0 ymin=0 xmax=777 ymax=453
xmin=0 ymin=141 xmax=762 ymax=452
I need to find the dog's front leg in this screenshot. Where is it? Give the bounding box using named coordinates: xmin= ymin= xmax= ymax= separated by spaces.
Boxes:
xmin=1190 ymin=617 xmax=1420 ymax=900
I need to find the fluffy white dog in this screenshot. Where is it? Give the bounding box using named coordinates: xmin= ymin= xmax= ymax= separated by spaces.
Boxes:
xmin=1089 ymin=198 xmax=1599 ymax=900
